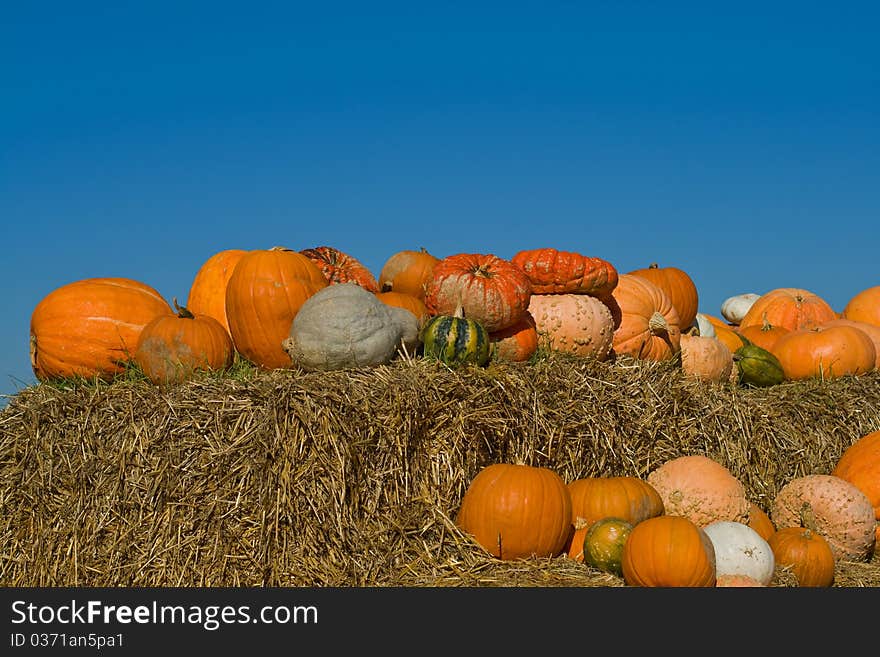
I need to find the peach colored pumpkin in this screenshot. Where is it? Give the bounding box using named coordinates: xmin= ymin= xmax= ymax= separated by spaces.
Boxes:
xmin=679 ymin=333 xmax=733 ymax=383
xmin=527 ymin=293 xmax=615 ymax=360
xmin=607 ymin=274 xmax=681 ymax=362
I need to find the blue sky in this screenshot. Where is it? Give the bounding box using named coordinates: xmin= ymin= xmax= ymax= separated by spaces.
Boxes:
xmin=3 ymin=1 xmax=878 ymax=404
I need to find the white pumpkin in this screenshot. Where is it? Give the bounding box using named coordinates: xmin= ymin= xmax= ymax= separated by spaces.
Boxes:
xmin=693 ymin=313 xmax=716 ymax=338
xmin=282 ymin=282 xmax=419 ymax=370
xmin=720 ymin=293 xmax=761 ymax=325
xmin=703 ymin=520 xmax=775 ymax=586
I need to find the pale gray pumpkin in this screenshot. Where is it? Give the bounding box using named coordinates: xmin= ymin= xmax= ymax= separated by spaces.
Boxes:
xmin=282 ymin=283 xmax=419 ymax=370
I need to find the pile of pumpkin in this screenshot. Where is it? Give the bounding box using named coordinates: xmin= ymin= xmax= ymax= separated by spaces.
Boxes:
xmin=457 ymin=429 xmax=879 ymax=587
xmin=27 ymin=244 xmax=880 ymax=388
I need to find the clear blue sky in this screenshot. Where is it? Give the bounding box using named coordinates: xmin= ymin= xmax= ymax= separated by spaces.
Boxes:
xmin=3 ymin=1 xmax=878 ymax=404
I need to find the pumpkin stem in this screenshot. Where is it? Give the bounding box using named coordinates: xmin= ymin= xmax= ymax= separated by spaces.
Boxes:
xmin=648 ymin=311 xmax=669 ymax=335
xmin=453 ymin=303 xmax=466 ymax=319
xmin=648 ymin=263 xmax=659 ymax=269
xmin=172 ymin=297 xmax=195 ymax=319
xmin=799 ymin=501 xmax=819 ymax=533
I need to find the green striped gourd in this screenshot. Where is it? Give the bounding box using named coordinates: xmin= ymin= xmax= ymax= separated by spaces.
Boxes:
xmin=420 ymin=305 xmax=491 ymax=366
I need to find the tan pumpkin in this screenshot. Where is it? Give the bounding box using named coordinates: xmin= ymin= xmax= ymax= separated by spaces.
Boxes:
xmin=715 ymin=574 xmax=765 ymax=587
xmin=679 ymin=333 xmax=734 ymax=383
xmin=842 ymin=285 xmax=880 ymax=328
xmin=489 ymin=311 xmax=539 ymax=362
xmin=377 ymin=247 xmax=440 ymax=300
xmin=770 ymin=473 xmax=875 ymax=562
xmin=647 ymin=454 xmax=750 ymax=527
xmin=456 ymin=463 xmax=572 ymax=561
xmin=607 ymin=274 xmax=681 ymax=361
xmin=626 ymin=263 xmax=699 ymax=331
xmin=526 ymin=293 xmax=615 ymax=360
xmin=832 ymin=430 xmax=880 ymax=544
xmin=620 ymin=515 xmax=717 ymax=587
xmin=225 ymin=246 xmax=328 ymax=369
xmin=510 ymin=247 xmax=618 ymax=296
xmin=773 ymin=325 xmax=876 ymax=381
xmin=30 ymin=277 xmax=172 ymax=381
xmin=738 ymin=287 xmax=837 ymax=333
xmin=185 ymin=248 xmax=248 ymax=335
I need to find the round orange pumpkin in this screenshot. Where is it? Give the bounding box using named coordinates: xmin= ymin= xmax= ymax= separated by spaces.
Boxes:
xmin=626 ymin=262 xmax=699 ymax=331
xmin=738 ymin=287 xmax=837 ymax=333
xmin=567 ymin=476 xmax=665 ymax=529
xmin=773 ymin=325 xmax=876 ymax=381
xmin=185 ymin=248 xmax=248 ymax=336
xmin=607 ymin=274 xmax=681 ymax=361
xmin=819 ymin=318 xmax=880 ymax=369
xmin=375 ymin=291 xmax=429 ymax=324
xmin=30 ymin=277 xmax=172 ymax=381
xmin=736 ymin=316 xmax=790 ymax=354
xmin=620 ymin=515 xmax=717 ymax=587
xmin=377 ymin=247 xmax=440 ymax=300
xmin=225 ymin=246 xmax=328 ymax=369
xmin=832 ymin=430 xmax=880 ymax=544
xmin=746 ymin=502 xmax=776 ymax=542
xmin=768 ymin=526 xmax=836 ymax=587
xmin=842 ymin=285 xmax=880 ymax=328
xmin=489 ymin=311 xmax=539 ymax=362
xmin=510 ymin=247 xmax=618 ymax=296
xmin=134 ymin=299 xmax=234 ymax=385
xmin=526 ymin=293 xmax=615 ymax=360
xmin=456 ymin=463 xmax=572 ymax=561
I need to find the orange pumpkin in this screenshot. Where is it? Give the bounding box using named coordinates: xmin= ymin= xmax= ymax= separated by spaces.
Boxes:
xmin=607 ymin=274 xmax=681 ymax=361
xmin=456 ymin=463 xmax=572 ymax=561
xmin=30 ymin=277 xmax=172 ymax=381
xmin=842 ymin=285 xmax=880 ymax=328
xmin=768 ymin=526 xmax=836 ymax=587
xmin=300 ymin=245 xmax=380 ymax=293
xmin=773 ymin=325 xmax=876 ymax=381
xmin=134 ymin=299 xmax=234 ymax=385
xmin=225 ymin=246 xmax=328 ymax=369
xmin=377 ymin=247 xmax=440 ymax=300
xmin=620 ymin=515 xmax=717 ymax=587
xmin=489 ymin=311 xmax=539 ymax=362
xmin=510 ymin=247 xmax=618 ymax=297
xmin=832 ymin=430 xmax=880 ymax=544
xmin=746 ymin=502 xmax=776 ymax=542
xmin=567 ymin=476 xmax=665 ymax=530
xmin=819 ymin=318 xmax=880 ymax=369
xmin=526 ymin=293 xmax=615 ymax=360
xmin=626 ymin=262 xmax=699 ymax=331
xmin=185 ymin=248 xmax=248 ymax=335
xmin=679 ymin=333 xmax=734 ymax=383
xmin=736 ymin=316 xmax=790 ymax=354
xmin=702 ymin=314 xmax=747 ymax=354
xmin=425 ymin=253 xmax=532 ymax=333
xmin=738 ymin=287 xmax=837 ymax=333
xmin=375 ymin=291 xmax=429 ymax=324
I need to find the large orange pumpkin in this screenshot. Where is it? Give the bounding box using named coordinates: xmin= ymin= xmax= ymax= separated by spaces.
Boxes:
xmin=425 ymin=253 xmax=532 ymax=333
xmin=489 ymin=311 xmax=539 ymax=362
xmin=185 ymin=248 xmax=248 ymax=335
xmin=300 ymin=246 xmax=380 ymax=293
xmin=30 ymin=277 xmax=172 ymax=380
xmin=456 ymin=463 xmax=572 ymax=561
xmin=607 ymin=274 xmax=681 ymax=361
xmin=134 ymin=299 xmax=234 ymax=385
xmin=773 ymin=325 xmax=876 ymax=381
xmin=567 ymin=476 xmax=665 ymax=529
xmin=510 ymin=247 xmax=618 ymax=297
xmin=620 ymin=515 xmax=717 ymax=587
xmin=377 ymin=247 xmax=440 ymax=300
xmin=526 ymin=293 xmax=615 ymax=360
xmin=819 ymin=318 xmax=880 ymax=369
xmin=842 ymin=285 xmax=880 ymax=328
xmin=626 ymin=262 xmax=699 ymax=331
xmin=832 ymin=430 xmax=880 ymax=544
xmin=225 ymin=246 xmax=328 ymax=369
xmin=738 ymin=287 xmax=837 ymax=333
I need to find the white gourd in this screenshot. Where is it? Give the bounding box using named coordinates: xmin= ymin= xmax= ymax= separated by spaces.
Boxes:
xmin=703 ymin=520 xmax=775 ymax=586
xmin=721 ymin=293 xmax=761 ymax=325
xmin=694 ymin=313 xmax=716 ymax=338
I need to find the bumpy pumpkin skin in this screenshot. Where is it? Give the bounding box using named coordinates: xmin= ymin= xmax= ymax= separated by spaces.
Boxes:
xmin=773 ymin=325 xmax=876 ymax=381
xmin=770 ymin=474 xmax=875 ymax=562
xmin=489 ymin=311 xmax=539 ymax=362
xmin=456 ymin=463 xmax=573 ymax=561
xmin=679 ymin=334 xmax=733 ymax=383
xmin=282 ymin=283 xmax=417 ymax=371
xmin=225 ymin=247 xmax=328 ymax=369
xmin=832 ymin=430 xmax=880 ymax=544
xmin=510 ymin=247 xmax=618 ymax=296
xmin=768 ymin=526 xmax=836 ymax=587
xmin=30 ymin=277 xmax=172 ymax=381
xmin=647 ymin=455 xmax=750 ymax=527
xmin=607 ymin=274 xmax=682 ymax=362
xmin=621 ymin=515 xmax=717 ymax=587
xmin=186 ymin=248 xmax=248 ymax=335
xmin=842 ymin=285 xmax=880 ymax=328
xmin=527 ymin=293 xmax=615 ymax=360
xmin=702 ymin=520 xmax=775 ymax=586
xmin=738 ymin=287 xmax=837 ymax=333
xmin=300 ymin=245 xmax=380 ymax=293
xmin=378 ymin=247 xmax=440 ymax=301
xmin=715 ymin=574 xmax=765 ymax=587
xmin=626 ymin=263 xmax=699 ymax=331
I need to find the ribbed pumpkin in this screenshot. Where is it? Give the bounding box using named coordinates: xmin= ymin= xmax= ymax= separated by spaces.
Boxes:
xmin=841 ymin=285 xmax=880 ymax=328
xmin=738 ymin=287 xmax=837 ymax=333
xmin=607 ymin=274 xmax=681 ymax=361
xmin=626 ymin=262 xmax=699 ymax=331
xmin=647 ymin=454 xmax=750 ymax=527
xmin=375 ymin=291 xmax=429 ymax=324
xmin=456 ymin=463 xmax=572 ymax=561
xmin=425 ymin=253 xmax=532 ymax=333
xmin=300 ymin=245 xmax=379 ymax=293
xmin=30 ymin=277 xmax=172 ymax=381
xmin=510 ymin=247 xmax=618 ymax=296
xmin=770 ymin=474 xmax=875 ymax=562
xmin=377 ymin=247 xmax=440 ymax=300
xmin=489 ymin=311 xmax=539 ymax=362
xmin=567 ymin=476 xmax=665 ymax=530
xmin=620 ymin=515 xmax=717 ymax=587
xmin=224 ymin=246 xmax=328 ymax=369
xmin=420 ymin=306 xmax=491 ymax=366
xmin=527 ymin=293 xmax=615 ymax=360
xmin=819 ymin=318 xmax=880 ymax=368
xmin=773 ymin=325 xmax=876 ymax=381
xmin=582 ymin=517 xmax=633 ymax=576
xmin=767 ymin=526 xmax=836 ymax=587
xmin=732 ymin=343 xmax=786 ymax=388
xmin=134 ymin=299 xmax=234 ymax=385
xmin=736 ymin=316 xmax=790 ymax=354
xmin=832 ymin=430 xmax=880 ymax=544
xmin=679 ymin=333 xmax=733 ymax=383
xmin=186 ymin=248 xmax=248 ymax=335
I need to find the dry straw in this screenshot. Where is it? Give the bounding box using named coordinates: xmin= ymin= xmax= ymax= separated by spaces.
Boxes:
xmin=1 ymin=351 xmax=878 ymax=586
